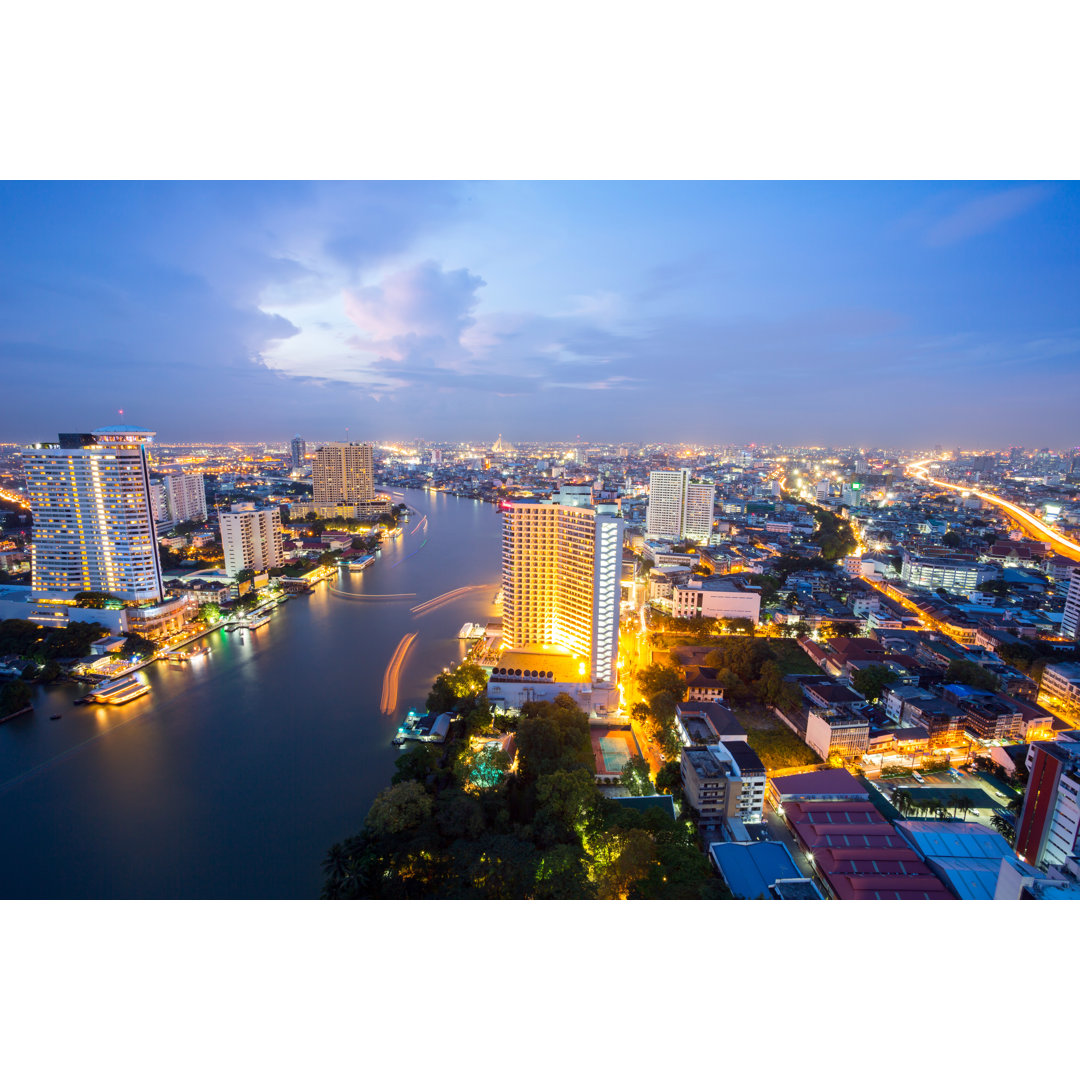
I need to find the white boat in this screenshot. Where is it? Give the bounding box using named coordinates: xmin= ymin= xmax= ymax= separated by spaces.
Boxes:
xmin=247 ymin=613 xmax=271 ymax=629
xmin=89 ymin=674 xmax=149 ymax=705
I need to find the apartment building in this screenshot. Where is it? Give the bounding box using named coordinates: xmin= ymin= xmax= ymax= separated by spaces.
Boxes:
xmin=646 ymin=469 xmax=714 ymax=544
xmin=220 ymin=503 xmax=284 ymax=578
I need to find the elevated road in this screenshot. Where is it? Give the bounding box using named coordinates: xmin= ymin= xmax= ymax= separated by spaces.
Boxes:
xmin=907 ymin=459 xmax=1080 ymax=563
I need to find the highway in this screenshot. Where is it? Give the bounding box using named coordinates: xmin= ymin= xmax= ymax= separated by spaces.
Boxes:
xmin=907 ymin=458 xmax=1080 ymax=562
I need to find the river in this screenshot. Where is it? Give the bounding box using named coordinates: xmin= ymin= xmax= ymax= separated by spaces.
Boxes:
xmin=0 ymin=488 xmax=503 ymax=899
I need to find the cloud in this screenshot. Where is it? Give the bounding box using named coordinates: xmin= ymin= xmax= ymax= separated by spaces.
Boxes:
xmin=924 ymin=184 xmax=1053 ymax=246
xmin=344 ymin=261 xmax=484 ymax=349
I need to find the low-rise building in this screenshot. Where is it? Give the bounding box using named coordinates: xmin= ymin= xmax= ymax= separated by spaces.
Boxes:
xmin=805 ymin=705 xmax=870 ymax=761
xmin=708 ymin=841 xmax=822 ymax=899
xmin=1041 ymin=661 xmax=1080 ymax=713
xmin=671 ymin=577 xmax=762 ymax=623
xmin=681 ymin=740 xmax=766 ymax=827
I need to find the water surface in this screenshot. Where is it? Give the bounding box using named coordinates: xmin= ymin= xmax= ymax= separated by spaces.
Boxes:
xmin=0 ymin=489 xmax=501 ymax=899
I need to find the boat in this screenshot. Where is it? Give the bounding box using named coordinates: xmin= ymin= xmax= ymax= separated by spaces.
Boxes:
xmin=247 ymin=613 xmax=271 ymax=629
xmin=88 ymin=674 xmax=149 ymax=705
xmin=346 ymin=555 xmax=375 ymax=572
xmin=49 ymin=714 xmax=61 ymax=721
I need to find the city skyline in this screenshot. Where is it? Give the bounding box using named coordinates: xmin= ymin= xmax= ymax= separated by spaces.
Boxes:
xmin=3 ymin=181 xmax=1079 ymax=447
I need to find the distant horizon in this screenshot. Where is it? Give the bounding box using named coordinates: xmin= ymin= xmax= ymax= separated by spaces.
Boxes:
xmin=5 ymin=429 xmax=1078 ymax=457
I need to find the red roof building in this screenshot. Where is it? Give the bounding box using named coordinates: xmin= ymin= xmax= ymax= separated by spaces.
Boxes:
xmin=783 ymin=800 xmax=955 ymax=900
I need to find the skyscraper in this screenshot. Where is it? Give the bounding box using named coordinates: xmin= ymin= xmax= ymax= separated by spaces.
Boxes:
xmin=501 ymin=489 xmax=624 ymax=689
xmin=22 ymin=425 xmax=164 ymax=602
xmin=312 ymin=442 xmax=375 ymax=508
xmin=164 ymin=473 xmax=207 ymax=523
xmin=646 ymin=468 xmax=714 ymax=544
xmin=290 ymin=435 xmax=306 ymax=470
xmin=220 ymin=503 xmax=284 ymax=578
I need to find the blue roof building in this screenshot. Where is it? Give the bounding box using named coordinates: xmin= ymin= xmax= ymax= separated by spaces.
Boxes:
xmin=709 ymin=840 xmax=821 ymax=900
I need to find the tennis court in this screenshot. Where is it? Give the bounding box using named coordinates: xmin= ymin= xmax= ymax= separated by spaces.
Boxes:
xmin=591 ymin=727 xmax=640 ymax=775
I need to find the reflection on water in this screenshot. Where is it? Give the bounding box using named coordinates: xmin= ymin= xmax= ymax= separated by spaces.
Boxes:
xmin=0 ymin=489 xmax=502 ymax=899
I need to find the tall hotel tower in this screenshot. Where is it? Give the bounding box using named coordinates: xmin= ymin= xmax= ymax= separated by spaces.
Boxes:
xmin=312 ymin=442 xmax=375 ymax=509
xmin=645 ymin=468 xmax=714 ymax=544
xmin=22 ymin=426 xmax=164 ymax=603
xmin=501 ymin=489 xmax=624 ymax=693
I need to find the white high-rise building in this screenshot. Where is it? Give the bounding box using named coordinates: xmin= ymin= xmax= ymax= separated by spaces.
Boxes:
xmin=220 ymin=504 xmax=284 ymax=579
xmin=22 ymin=425 xmax=164 ymax=602
xmin=501 ymin=490 xmax=624 ymax=688
xmin=164 ymin=473 xmax=207 ymax=523
xmin=646 ymin=469 xmax=714 ymax=544
xmin=1063 ymin=566 xmax=1080 ymax=641
xmin=149 ymin=479 xmax=170 ymax=524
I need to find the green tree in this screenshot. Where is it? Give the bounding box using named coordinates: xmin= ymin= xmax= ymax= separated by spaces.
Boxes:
xmin=620 ymin=755 xmax=655 ymax=796
xmin=636 ymin=662 xmax=685 ymax=701
xmin=941 ymin=531 xmax=962 ymax=548
xmin=365 ymin=780 xmax=434 ymax=836
xmin=852 ymin=664 xmax=894 ymax=704
xmin=120 ymin=632 xmax=157 ymax=658
xmin=945 ymin=659 xmax=999 ymax=692
xmin=654 ymin=760 xmax=683 ymax=797
xmin=0 ymin=679 xmax=33 ymax=717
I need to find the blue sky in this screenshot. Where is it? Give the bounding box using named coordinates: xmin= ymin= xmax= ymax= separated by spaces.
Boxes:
xmin=1 ymin=181 xmax=1077 ymax=447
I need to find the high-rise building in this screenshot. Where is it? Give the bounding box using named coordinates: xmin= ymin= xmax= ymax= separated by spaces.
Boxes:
xmin=149 ymin=479 xmax=170 ymax=524
xmin=1015 ymin=735 xmax=1080 ymax=870
xmin=290 ymin=435 xmax=306 ymax=470
xmin=22 ymin=425 xmax=164 ymax=602
xmin=312 ymin=442 xmax=375 ymax=508
xmin=164 ymin=473 xmax=207 ymax=523
xmin=1062 ymin=566 xmax=1080 ymax=641
xmin=500 ymin=488 xmax=624 ymax=690
xmin=646 ymin=468 xmax=714 ymax=544
xmin=219 ymin=503 xmax=284 ymax=579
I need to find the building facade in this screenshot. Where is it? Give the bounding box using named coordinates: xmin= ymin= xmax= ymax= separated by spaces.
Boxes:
xmin=501 ymin=490 xmax=624 ymax=692
xmin=290 ymin=435 xmax=306 ymax=471
xmin=672 ymin=578 xmax=762 ymax=623
xmin=1062 ymin=566 xmax=1080 ymax=641
xmin=22 ymin=426 xmax=164 ymax=603
xmin=164 ymin=473 xmax=207 ymax=523
xmin=1015 ymin=737 xmax=1080 ymax=870
xmin=220 ymin=504 xmax=284 ymax=578
xmin=313 ymin=442 xmax=375 ymax=508
xmin=645 ymin=469 xmax=714 ymax=544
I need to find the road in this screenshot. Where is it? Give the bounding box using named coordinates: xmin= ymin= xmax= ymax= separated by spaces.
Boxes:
xmin=907 ymin=458 xmax=1080 ymax=562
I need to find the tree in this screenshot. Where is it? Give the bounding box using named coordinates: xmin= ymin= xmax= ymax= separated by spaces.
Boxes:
xmin=941 ymin=531 xmax=962 ymax=548
xmin=852 ymin=664 xmax=894 ymax=704
xmin=654 ymin=760 xmax=683 ymax=798
xmin=945 ymin=659 xmax=999 ymax=692
xmin=636 ymin=662 xmax=685 ymax=701
xmin=235 ymin=568 xmax=255 ymax=584
xmin=0 ymin=679 xmax=32 ymax=717
xmin=365 ymin=780 xmax=434 ymax=836
xmin=72 ymin=591 xmax=122 ymax=609
xmin=514 ymin=695 xmax=594 ymax=779
xmin=197 ymin=602 xmax=221 ymax=624
xmin=620 ymin=755 xmax=654 ymax=796
xmin=120 ymin=632 xmax=157 ymax=658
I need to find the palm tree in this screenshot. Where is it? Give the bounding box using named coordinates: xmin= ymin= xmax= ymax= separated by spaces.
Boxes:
xmin=946 ymin=793 xmax=960 ymax=821
xmin=957 ymin=795 xmax=974 ymax=821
